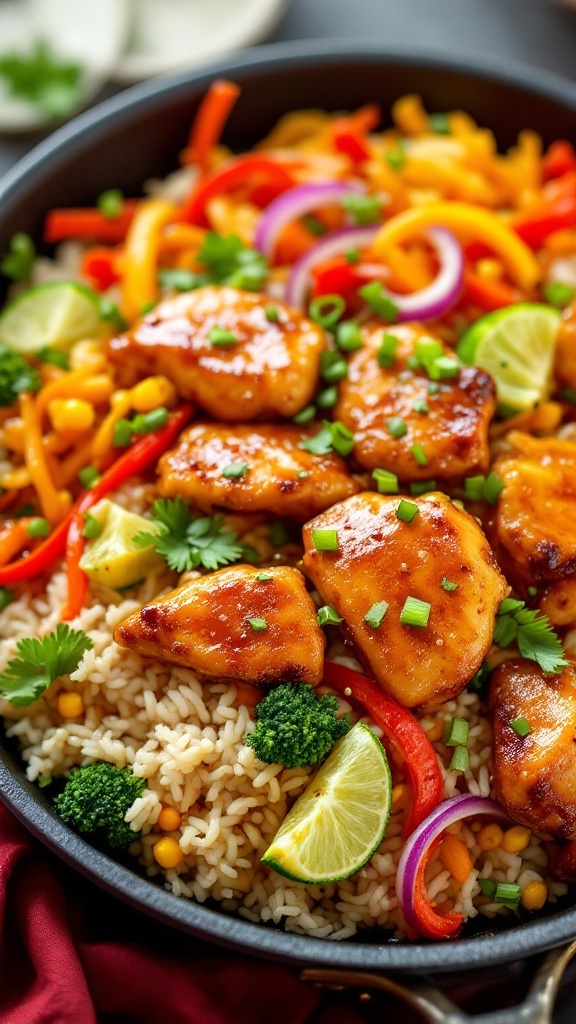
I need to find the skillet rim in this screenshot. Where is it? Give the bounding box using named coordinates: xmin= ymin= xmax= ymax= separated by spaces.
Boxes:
xmin=1 ymin=39 xmax=576 ymax=973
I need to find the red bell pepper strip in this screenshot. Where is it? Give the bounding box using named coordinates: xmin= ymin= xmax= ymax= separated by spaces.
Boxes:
xmin=322 ymin=662 xmax=443 ymax=838
xmin=462 ymin=269 xmax=518 ymax=311
xmin=180 ymin=154 xmax=295 ymax=226
xmin=184 ymin=79 xmax=241 ymax=172
xmin=0 ymin=405 xmax=193 ymax=591
xmin=411 ymin=844 xmax=463 ymax=939
xmin=80 ymin=247 xmax=122 ymax=292
xmin=61 ymin=403 xmax=194 ymax=620
xmin=333 ymin=129 xmax=372 ymax=166
xmin=44 ymin=201 xmax=139 ymax=245
xmin=312 ymin=257 xmax=390 ymax=299
xmin=542 ymin=140 xmax=576 ymax=181
xmin=511 ymin=171 xmax=576 ymax=249
xmin=331 ymin=103 xmax=381 ymax=167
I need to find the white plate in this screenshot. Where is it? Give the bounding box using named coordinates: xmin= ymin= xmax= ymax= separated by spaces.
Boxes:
xmin=112 ymin=0 xmax=291 ymax=84
xmin=0 ymin=0 xmax=132 ymax=132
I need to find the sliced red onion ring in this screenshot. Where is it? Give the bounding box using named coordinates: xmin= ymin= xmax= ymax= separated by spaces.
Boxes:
xmin=396 ymin=794 xmax=510 ymax=939
xmin=254 ymin=181 xmax=365 ymax=260
xmin=285 ymin=225 xmax=380 ymax=309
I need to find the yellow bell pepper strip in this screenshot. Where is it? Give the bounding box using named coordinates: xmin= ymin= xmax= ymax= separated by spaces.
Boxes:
xmin=373 ymin=202 xmax=540 ymax=291
xmin=121 ymin=198 xmax=176 ymax=322
xmin=20 ymin=391 xmax=71 ymax=525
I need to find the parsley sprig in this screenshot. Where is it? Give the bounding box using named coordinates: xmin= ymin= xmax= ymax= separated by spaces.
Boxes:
xmin=0 ymin=624 xmax=93 ymax=708
xmin=159 ymin=231 xmax=268 ymax=294
xmin=493 ymin=598 xmax=569 ymax=674
xmin=133 ymin=497 xmax=246 ymax=573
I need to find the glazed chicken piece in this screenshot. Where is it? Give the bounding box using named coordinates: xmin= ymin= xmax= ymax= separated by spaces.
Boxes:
xmin=334 ymin=323 xmax=496 ymax=480
xmin=302 ymin=491 xmax=507 ymax=708
xmin=107 ymin=286 xmax=325 ymax=421
xmin=114 ymin=564 xmax=325 ymax=686
xmin=157 ymin=421 xmax=360 ymax=521
xmin=490 ymin=659 xmax=576 ymax=841
xmin=488 ymin=431 xmax=576 ymax=621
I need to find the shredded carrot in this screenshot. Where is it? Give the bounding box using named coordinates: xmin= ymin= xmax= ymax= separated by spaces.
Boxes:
xmin=20 ymin=392 xmax=71 ymax=525
xmin=91 ymin=390 xmax=133 ymax=464
xmin=438 ymin=833 xmax=473 ymax=884
xmin=54 ymin=439 xmax=97 ymax=488
xmin=392 ymin=94 xmax=429 ymax=136
xmin=184 ymin=79 xmax=241 ymax=172
xmin=0 ymin=518 xmax=34 ymax=567
xmin=121 ymin=198 xmax=176 ymax=321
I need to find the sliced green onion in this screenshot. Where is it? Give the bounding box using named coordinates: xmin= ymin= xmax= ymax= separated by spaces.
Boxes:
xmin=341 ymin=193 xmax=381 ymax=226
xmin=302 ymin=214 xmax=327 ymax=236
xmin=449 ymin=746 xmax=469 ymax=772
xmin=316 ymin=386 xmax=338 ymax=409
xmin=483 ymin=471 xmax=505 ymax=506
xmin=27 ymin=517 xmax=50 ymax=539
xmin=82 ymin=513 xmax=103 ymax=539
xmin=265 ymin=305 xmax=280 ymax=322
xmin=317 ymin=604 xmax=343 ymax=627
xmin=320 ymin=350 xmax=348 ymax=383
xmin=526 ymin=585 xmax=537 ymax=598
xmin=377 ymin=332 xmax=398 ymax=368
xmin=311 ymin=528 xmax=339 ymax=552
xmin=256 ymin=571 xmax=273 ymax=581
xmin=411 ymin=443 xmax=428 ymax=466
xmin=372 ymin=468 xmax=399 ymax=494
xmin=79 ymin=465 xmax=101 ymax=489
xmin=395 ymin=500 xmax=419 ymax=525
xmin=97 ymin=188 xmax=123 ymax=219
xmin=345 ymin=248 xmax=360 ymax=265
xmin=36 ymin=346 xmax=70 ymax=369
xmin=429 ymin=355 xmax=460 ymax=380
xmin=330 ymin=421 xmax=355 ymax=457
xmin=400 ymin=596 xmax=430 ymax=627
xmin=336 ymin=320 xmax=363 ymax=351
xmin=543 ymin=281 xmax=574 ymax=309
xmin=464 ymin=474 xmax=486 ymax=501
xmin=358 ymin=281 xmax=399 ymax=322
xmin=441 ymin=578 xmax=458 ymax=592
xmin=410 ymin=479 xmax=436 ymax=496
xmin=494 ymin=882 xmax=522 ymax=908
xmin=478 ymin=878 xmax=497 ymax=898
xmin=429 ymin=113 xmax=451 ymax=135
xmin=113 ymin=419 xmax=133 ymax=447
xmin=384 ymin=145 xmax=405 ymax=171
xmin=386 ymin=416 xmax=407 ymax=439
xmin=427 ymin=382 xmax=440 ymax=395
xmin=131 ymin=407 xmax=169 ymax=434
xmin=293 ymin=404 xmax=316 ymax=425
xmin=510 ymin=716 xmax=531 ymax=737
xmin=415 ymin=336 xmax=443 ymax=367
xmin=99 ymin=297 xmax=126 ymax=331
xmin=270 ymin=521 xmax=289 ymax=547
xmin=444 ymin=717 xmax=469 ymax=747
xmin=364 ymin=600 xmax=389 ymax=628
xmin=0 ymin=586 xmax=13 ymax=612
xmin=406 ymin=355 xmax=421 ymax=371
xmin=222 ymin=462 xmax=249 ymax=479
xmin=158 ymin=268 xmax=200 ymax=292
xmin=309 ymin=294 xmax=346 ymax=329
xmin=413 ymin=399 xmax=429 ymax=414
xmin=208 ymin=326 xmax=238 ymax=347
xmin=248 ymin=617 xmax=267 ymax=632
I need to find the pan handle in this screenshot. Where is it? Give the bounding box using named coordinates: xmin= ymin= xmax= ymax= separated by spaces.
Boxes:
xmin=301 ymin=939 xmax=576 ymax=1024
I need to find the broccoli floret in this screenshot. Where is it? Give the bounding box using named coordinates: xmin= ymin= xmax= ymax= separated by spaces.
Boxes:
xmin=246 ymin=683 xmax=349 ymax=769
xmin=53 ymin=761 xmax=145 ymax=849
xmin=0 ymin=345 xmax=40 ymax=407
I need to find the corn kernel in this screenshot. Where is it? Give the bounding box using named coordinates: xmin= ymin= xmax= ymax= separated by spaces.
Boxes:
xmin=521 ymin=881 xmax=548 ymax=911
xmin=477 ymin=823 xmax=504 ymax=851
xmin=392 ymin=783 xmax=409 ymax=810
xmin=502 ymin=825 xmax=531 ymax=854
xmin=57 ymin=692 xmax=85 ymax=719
xmin=158 ymin=806 xmax=183 ymax=832
xmin=48 ymin=398 xmax=95 ymax=433
xmin=130 ymin=376 xmax=176 ymax=413
xmin=153 ymin=836 xmax=183 ymax=869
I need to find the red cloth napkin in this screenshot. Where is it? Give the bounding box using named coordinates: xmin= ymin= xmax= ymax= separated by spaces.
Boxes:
xmin=0 ymin=803 xmax=367 ymax=1024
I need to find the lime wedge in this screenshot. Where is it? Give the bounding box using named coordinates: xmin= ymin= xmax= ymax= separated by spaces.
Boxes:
xmin=457 ymin=303 xmax=560 ymax=413
xmin=262 ymin=722 xmax=391 ymax=885
xmin=0 ymin=281 xmax=110 ymax=354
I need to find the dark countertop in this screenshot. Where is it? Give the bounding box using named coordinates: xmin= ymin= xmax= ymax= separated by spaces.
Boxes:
xmin=1 ymin=1 xmax=576 ymax=1020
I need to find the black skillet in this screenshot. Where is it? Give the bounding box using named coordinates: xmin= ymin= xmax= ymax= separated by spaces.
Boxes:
xmin=1 ymin=42 xmax=576 ymax=1022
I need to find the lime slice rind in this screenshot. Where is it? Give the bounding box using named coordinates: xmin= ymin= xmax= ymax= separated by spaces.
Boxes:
xmin=0 ymin=281 xmax=109 ymax=354
xmin=262 ymin=722 xmax=392 ymax=886
xmin=457 ymin=303 xmax=560 ymax=413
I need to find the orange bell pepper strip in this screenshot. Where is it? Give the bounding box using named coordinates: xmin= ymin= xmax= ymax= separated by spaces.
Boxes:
xmin=180 ymin=154 xmax=295 ymax=226
xmin=463 ymin=269 xmax=519 ymax=311
xmin=61 ymin=403 xmax=194 ymax=620
xmin=44 ymin=201 xmax=139 ymax=245
xmin=0 ymin=518 xmax=34 ymax=567
xmin=121 ymin=198 xmax=176 ymax=322
xmin=323 ymin=662 xmax=443 ymax=838
xmin=184 ymin=79 xmax=241 ymax=172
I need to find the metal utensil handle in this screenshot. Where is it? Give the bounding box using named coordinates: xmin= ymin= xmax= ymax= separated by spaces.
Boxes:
xmin=302 ymin=939 xmax=576 ymax=1024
